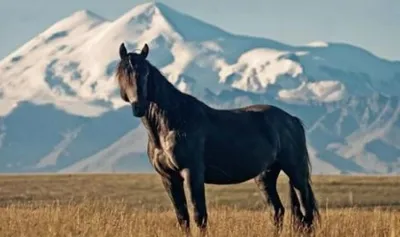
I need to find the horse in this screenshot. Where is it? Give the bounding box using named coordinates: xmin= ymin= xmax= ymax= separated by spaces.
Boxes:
xmin=115 ymin=42 xmax=320 ymax=235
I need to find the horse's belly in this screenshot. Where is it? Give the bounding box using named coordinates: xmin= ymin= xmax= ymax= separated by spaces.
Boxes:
xmin=203 ymin=131 xmax=276 ymax=184
xmin=204 ymin=163 xmax=262 ymax=184
xmin=203 ymin=151 xmax=268 ymax=185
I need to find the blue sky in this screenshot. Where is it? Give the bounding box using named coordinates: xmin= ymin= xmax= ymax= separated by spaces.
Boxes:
xmin=0 ymin=0 xmax=399 ymax=61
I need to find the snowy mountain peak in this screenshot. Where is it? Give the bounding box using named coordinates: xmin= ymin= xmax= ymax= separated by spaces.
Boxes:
xmin=54 ymin=9 xmax=108 ymax=27
xmin=0 ymin=11 xmax=103 ymax=66
xmin=118 ymin=2 xmax=230 ymax=41
xmin=101 ymin=1 xmax=231 ymax=49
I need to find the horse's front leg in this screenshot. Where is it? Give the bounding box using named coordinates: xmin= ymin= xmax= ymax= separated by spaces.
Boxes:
xmin=161 ymin=174 xmax=191 ymax=235
xmin=184 ymin=166 xmax=208 ymax=235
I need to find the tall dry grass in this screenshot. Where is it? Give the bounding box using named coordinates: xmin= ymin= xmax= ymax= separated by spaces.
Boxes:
xmin=0 ymin=174 xmax=398 ymax=236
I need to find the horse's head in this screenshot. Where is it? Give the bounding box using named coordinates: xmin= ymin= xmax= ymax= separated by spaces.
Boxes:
xmin=116 ymin=43 xmax=150 ymax=117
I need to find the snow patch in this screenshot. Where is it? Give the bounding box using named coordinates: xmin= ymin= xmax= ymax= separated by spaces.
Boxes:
xmin=218 ymin=49 xmax=304 ymax=93
xmin=36 ymin=127 xmax=82 ymax=168
xmin=0 ymin=99 xmax=18 ymax=117
xmin=59 ymin=125 xmax=147 ymax=173
xmin=279 ymin=80 xmax=347 ymax=103
xmin=306 ymin=41 xmax=329 ymax=47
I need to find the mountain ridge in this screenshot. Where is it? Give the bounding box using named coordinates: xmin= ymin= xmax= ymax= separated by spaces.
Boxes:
xmin=0 ymin=2 xmax=399 ymax=174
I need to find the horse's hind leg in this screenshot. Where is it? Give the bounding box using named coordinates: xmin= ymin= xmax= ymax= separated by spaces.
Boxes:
xmin=289 ymin=181 xmax=305 ymax=230
xmin=255 ymin=162 xmax=285 ymax=232
xmin=284 ymin=169 xmax=319 ymax=232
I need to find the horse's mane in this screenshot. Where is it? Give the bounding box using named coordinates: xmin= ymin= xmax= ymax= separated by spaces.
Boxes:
xmin=115 ymin=59 xmax=134 ymax=93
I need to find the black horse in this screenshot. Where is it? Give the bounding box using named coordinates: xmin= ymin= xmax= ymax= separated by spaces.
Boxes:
xmin=116 ymin=43 xmax=320 ymax=234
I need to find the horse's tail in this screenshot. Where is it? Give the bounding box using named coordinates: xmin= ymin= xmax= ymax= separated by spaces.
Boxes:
xmin=293 ymin=116 xmax=312 ymax=177
xmin=292 ymin=116 xmax=320 ymax=224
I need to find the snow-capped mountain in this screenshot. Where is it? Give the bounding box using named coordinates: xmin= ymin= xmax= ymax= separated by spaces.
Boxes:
xmin=0 ymin=2 xmax=399 ymax=174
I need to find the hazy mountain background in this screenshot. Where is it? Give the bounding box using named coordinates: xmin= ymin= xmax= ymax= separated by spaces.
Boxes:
xmin=0 ymin=2 xmax=399 ymax=174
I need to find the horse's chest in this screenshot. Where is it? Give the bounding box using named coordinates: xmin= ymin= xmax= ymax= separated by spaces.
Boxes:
xmin=148 ymin=131 xmax=183 ymax=173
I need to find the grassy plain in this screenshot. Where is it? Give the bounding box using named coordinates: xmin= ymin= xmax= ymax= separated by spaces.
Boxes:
xmin=0 ymin=173 xmax=398 ymax=236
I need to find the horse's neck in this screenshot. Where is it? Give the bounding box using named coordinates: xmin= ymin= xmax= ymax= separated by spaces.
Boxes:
xmin=148 ymin=65 xmax=182 ymax=109
xmin=142 ymin=66 xmax=184 ymax=146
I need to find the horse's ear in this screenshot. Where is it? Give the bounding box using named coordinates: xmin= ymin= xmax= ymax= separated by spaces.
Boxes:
xmin=140 ymin=44 xmax=149 ymax=59
xmin=119 ymin=43 xmax=128 ymax=60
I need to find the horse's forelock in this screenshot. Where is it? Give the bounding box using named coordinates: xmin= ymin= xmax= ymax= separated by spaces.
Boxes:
xmin=115 ymin=60 xmax=132 ymax=89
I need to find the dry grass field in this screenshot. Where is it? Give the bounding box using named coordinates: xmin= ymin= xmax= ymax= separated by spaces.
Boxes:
xmin=0 ymin=173 xmax=399 ymax=237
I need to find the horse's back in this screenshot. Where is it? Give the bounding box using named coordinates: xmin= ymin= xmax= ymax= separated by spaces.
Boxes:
xmin=224 ymin=104 xmax=273 ymax=114
xmin=237 ymin=104 xmax=273 ymax=112
xmin=235 ymin=104 xmax=293 ymax=117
